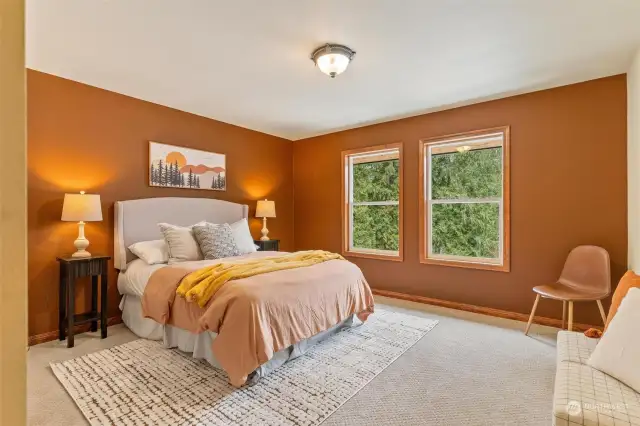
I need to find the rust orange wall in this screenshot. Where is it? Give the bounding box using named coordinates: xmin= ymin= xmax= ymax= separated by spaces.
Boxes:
xmin=27 ymin=70 xmax=293 ymax=337
xmin=293 ymin=75 xmax=628 ymax=325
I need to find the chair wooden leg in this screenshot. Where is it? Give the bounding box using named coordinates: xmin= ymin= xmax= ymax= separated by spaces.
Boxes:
xmin=568 ymin=301 xmax=574 ymax=331
xmin=596 ymin=300 xmax=607 ymax=325
xmin=525 ymin=294 xmax=541 ymax=336
xmin=562 ymin=301 xmax=567 ymax=330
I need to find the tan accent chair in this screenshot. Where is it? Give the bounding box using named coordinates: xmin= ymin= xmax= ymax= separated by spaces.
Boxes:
xmin=525 ymin=245 xmax=610 ymax=335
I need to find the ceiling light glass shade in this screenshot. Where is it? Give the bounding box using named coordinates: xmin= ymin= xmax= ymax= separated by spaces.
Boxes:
xmin=311 ymin=44 xmax=356 ymax=78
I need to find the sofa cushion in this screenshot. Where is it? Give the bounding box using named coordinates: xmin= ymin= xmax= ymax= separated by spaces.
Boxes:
xmin=588 ymin=288 xmax=640 ymax=394
xmin=553 ymin=331 xmax=640 ymax=426
xmin=556 ymin=330 xmax=599 ymax=365
xmin=604 ymin=270 xmax=640 ymax=331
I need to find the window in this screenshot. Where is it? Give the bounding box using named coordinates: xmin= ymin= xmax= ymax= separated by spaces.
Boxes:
xmin=342 ymin=143 xmax=403 ymax=261
xmin=419 ymin=127 xmax=510 ymax=271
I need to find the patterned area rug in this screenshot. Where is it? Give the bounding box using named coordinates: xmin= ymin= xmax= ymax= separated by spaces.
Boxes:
xmin=51 ymin=309 xmax=437 ymax=426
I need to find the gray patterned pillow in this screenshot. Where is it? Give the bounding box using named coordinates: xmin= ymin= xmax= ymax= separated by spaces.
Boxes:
xmin=192 ymin=223 xmax=241 ymax=260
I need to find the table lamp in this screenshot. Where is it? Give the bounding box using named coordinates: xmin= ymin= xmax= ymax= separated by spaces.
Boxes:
xmin=61 ymin=191 xmax=103 ymax=257
xmin=255 ymin=199 xmax=276 ymax=241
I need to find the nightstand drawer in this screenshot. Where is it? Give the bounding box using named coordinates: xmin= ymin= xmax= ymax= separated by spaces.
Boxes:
xmin=61 ymin=258 xmax=107 ymax=277
xmin=254 ymin=239 xmax=280 ymax=251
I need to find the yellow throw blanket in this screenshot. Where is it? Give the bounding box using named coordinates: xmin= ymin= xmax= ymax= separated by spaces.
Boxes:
xmin=176 ymin=250 xmax=345 ymax=307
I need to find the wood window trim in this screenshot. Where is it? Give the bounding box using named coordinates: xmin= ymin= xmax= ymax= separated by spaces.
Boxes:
xmin=418 ymin=126 xmax=510 ymax=272
xmin=341 ymin=142 xmax=404 ymax=262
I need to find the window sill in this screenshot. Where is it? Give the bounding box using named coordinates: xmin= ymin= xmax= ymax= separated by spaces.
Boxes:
xmin=420 ymin=257 xmax=509 ymax=272
xmin=343 ymin=250 xmax=404 ymax=262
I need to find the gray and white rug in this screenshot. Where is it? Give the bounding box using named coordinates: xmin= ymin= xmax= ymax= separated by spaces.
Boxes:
xmin=51 ymin=309 xmax=438 ymax=426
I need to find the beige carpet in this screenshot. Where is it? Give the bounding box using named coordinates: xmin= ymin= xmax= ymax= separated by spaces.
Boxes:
xmin=28 ymin=296 xmax=558 ymax=425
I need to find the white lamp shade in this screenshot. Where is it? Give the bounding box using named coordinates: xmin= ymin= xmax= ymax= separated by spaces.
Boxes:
xmin=255 ymin=199 xmax=276 ymax=218
xmin=61 ymin=193 xmax=103 ymax=222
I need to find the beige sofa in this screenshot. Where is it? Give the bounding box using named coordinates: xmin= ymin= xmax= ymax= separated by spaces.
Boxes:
xmin=553 ymin=331 xmax=640 ymax=426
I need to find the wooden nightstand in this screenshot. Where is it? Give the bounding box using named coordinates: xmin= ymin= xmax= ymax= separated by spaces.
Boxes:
xmin=254 ymin=239 xmax=280 ymax=251
xmin=56 ymin=255 xmax=110 ymax=348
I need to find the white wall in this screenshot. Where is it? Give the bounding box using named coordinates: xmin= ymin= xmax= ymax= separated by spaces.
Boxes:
xmin=628 ymin=48 xmax=640 ymax=271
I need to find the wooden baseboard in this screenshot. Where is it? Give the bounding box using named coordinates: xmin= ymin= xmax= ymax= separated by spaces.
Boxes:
xmin=28 ymin=315 xmax=123 ymax=346
xmin=372 ymin=289 xmax=599 ymax=332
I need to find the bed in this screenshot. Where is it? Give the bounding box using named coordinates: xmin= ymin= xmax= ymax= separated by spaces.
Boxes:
xmin=115 ymin=197 xmax=374 ymax=385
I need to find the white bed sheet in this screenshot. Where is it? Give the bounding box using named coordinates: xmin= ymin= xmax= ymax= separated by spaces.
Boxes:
xmin=117 ymin=259 xmax=164 ymax=297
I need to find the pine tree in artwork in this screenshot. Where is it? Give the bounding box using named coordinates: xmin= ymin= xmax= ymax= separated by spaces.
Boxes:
xmin=187 ymin=168 xmax=193 ymax=188
xmin=173 ymin=161 xmax=180 ymax=186
xmin=219 ymin=175 xmax=225 ymax=189
xmin=157 ymin=159 xmax=164 ymax=186
xmin=211 ymin=174 xmax=217 ymax=189
xmin=180 ymin=173 xmax=185 ymax=187
xmin=196 ymin=176 xmax=200 ymax=188
xmin=150 ymin=163 xmax=156 ymax=185
xmin=162 ymin=162 xmax=169 ymax=186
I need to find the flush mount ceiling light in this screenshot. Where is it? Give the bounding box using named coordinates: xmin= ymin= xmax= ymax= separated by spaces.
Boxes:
xmin=310 ymin=44 xmax=356 ymax=78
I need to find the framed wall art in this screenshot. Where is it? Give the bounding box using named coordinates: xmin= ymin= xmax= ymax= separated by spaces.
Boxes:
xmin=149 ymin=141 xmax=226 ymax=191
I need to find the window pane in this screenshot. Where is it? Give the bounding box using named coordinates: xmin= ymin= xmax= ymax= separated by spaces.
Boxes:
xmin=352 ymin=205 xmax=399 ymax=251
xmin=431 ymin=147 xmax=501 ymax=199
xmin=431 ymin=203 xmax=499 ymax=259
xmin=352 ymin=159 xmax=399 ymax=203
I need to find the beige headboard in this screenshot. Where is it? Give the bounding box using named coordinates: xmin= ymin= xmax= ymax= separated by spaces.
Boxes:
xmin=114 ymin=197 xmax=249 ymax=270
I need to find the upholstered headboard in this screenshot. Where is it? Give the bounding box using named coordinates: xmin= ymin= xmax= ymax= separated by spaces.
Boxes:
xmin=114 ymin=197 xmax=249 ymax=270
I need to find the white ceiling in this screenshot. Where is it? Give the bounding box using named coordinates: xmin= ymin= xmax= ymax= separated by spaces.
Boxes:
xmin=27 ymin=0 xmax=640 ymax=140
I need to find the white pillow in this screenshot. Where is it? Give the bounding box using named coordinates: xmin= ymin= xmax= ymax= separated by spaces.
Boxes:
xmin=229 ymin=219 xmax=257 ymax=255
xmin=158 ymin=222 xmax=205 ymax=264
xmin=587 ymin=287 xmax=640 ymax=393
xmin=128 ymin=239 xmax=169 ymax=265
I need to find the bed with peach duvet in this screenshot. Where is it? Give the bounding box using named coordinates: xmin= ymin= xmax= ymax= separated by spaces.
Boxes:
xmin=115 ymin=198 xmax=374 ymax=386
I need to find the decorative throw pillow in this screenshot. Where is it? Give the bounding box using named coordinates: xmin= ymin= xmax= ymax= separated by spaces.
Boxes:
xmin=229 ymin=218 xmax=257 ymax=254
xmin=128 ymin=239 xmax=169 ymax=265
xmin=604 ymin=270 xmax=640 ymax=331
xmin=158 ymin=222 xmax=205 ymax=264
xmin=193 ymin=223 xmax=241 ymax=260
xmin=587 ymin=287 xmax=640 ymax=393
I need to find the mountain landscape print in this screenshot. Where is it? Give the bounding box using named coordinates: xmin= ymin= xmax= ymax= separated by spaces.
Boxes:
xmin=149 ymin=142 xmax=226 ymax=191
